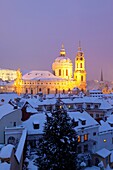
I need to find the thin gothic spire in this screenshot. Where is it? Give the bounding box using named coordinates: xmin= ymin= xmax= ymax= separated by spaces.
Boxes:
xmin=100 ymin=69 xmax=103 ymax=82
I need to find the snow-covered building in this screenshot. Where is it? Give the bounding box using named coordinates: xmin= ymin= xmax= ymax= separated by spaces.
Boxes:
xmin=0 ymin=103 xmax=22 ymax=143
xmin=0 ymin=128 xmax=27 ymax=170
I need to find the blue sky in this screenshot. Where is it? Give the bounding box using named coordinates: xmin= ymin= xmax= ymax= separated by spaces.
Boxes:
xmin=0 ymin=0 xmax=113 ymax=81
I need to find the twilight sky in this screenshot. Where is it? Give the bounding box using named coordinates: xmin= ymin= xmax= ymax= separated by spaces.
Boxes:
xmin=0 ymin=0 xmax=113 ymax=81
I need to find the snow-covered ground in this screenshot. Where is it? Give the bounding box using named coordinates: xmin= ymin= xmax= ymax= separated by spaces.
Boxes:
xmin=23 ymin=148 xmax=38 ymax=170
xmin=85 ymin=167 xmax=100 ymax=170
xmin=85 ymin=165 xmax=112 ymax=170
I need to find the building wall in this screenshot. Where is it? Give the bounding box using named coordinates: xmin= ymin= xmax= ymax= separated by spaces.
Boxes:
xmin=0 ymin=109 xmax=22 ymax=144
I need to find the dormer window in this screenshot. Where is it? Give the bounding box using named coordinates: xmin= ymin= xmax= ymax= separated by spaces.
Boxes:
xmin=73 ymin=121 xmax=78 ymax=127
xmin=109 ymin=122 xmax=113 ymax=127
xmin=82 ymin=120 xmax=86 ymax=125
xmin=79 ymin=118 xmax=86 ymax=125
xmin=33 ymin=121 xmax=40 ymax=129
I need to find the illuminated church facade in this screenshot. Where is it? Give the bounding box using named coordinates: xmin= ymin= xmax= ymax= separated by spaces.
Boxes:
xmin=14 ymin=44 xmax=87 ymax=95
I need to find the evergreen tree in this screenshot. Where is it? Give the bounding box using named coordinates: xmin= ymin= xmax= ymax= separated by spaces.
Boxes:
xmin=37 ymin=99 xmax=78 ymax=170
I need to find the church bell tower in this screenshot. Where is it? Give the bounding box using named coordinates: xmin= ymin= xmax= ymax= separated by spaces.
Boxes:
xmin=74 ymin=43 xmax=87 ymax=91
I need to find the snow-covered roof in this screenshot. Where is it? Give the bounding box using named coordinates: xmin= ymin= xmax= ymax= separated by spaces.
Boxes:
xmin=15 ymin=129 xmax=27 ymax=163
xmin=22 ymin=70 xmax=63 ymax=81
xmin=68 ymin=111 xmax=99 ymax=130
xmin=0 ymin=93 xmax=19 ymax=105
xmin=26 ymin=107 xmax=37 ymax=113
xmin=0 ymin=162 xmax=10 ymax=170
xmin=0 ymin=144 xmax=15 ymax=158
xmin=99 ymin=120 xmax=113 ymax=134
xmin=0 ymin=104 xmax=15 ymax=120
xmin=22 ymin=113 xmax=46 ymax=135
xmin=96 ymin=148 xmax=111 ymax=158
xmin=22 ymin=111 xmax=99 ymax=135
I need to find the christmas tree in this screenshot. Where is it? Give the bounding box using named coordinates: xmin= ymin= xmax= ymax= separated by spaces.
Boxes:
xmin=37 ymin=99 xmax=78 ymax=170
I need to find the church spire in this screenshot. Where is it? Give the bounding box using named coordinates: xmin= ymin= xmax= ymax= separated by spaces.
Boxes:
xmin=60 ymin=44 xmax=66 ymax=56
xmin=100 ymin=69 xmax=103 ymax=82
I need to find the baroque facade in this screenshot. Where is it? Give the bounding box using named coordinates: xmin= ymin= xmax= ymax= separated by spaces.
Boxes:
xmin=15 ymin=45 xmax=87 ymax=95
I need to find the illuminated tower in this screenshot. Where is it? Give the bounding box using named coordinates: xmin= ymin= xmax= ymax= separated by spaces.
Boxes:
xmin=74 ymin=43 xmax=86 ymax=91
xmin=52 ymin=44 xmax=73 ymax=79
xmin=14 ymin=68 xmax=22 ymax=95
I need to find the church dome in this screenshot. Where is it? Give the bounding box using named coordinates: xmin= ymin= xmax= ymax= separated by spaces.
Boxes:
xmin=52 ymin=44 xmax=73 ymax=80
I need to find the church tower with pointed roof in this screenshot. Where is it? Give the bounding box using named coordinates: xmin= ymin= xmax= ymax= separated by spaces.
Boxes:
xmin=52 ymin=44 xmax=73 ymax=80
xmin=74 ymin=43 xmax=86 ymax=91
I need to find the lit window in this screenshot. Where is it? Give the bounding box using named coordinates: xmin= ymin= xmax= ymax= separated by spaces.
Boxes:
xmin=104 ymin=139 xmax=106 ymax=142
xmin=81 ymin=75 xmax=83 ymax=81
xmin=66 ymin=69 xmax=68 ymax=76
xmin=80 ymin=63 xmax=82 ymax=68
xmin=59 ymin=69 xmax=61 ymax=76
xmin=78 ymin=136 xmax=81 ymax=142
xmin=84 ymin=134 xmax=88 ymax=141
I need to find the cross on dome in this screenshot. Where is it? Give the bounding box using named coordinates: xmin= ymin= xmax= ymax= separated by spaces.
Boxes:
xmin=60 ymin=44 xmax=66 ymax=56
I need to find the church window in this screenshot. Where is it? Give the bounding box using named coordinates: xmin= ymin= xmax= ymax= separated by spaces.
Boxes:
xmin=81 ymin=75 xmax=83 ymax=81
xmin=47 ymin=88 xmax=50 ymax=94
xmin=26 ymin=89 xmax=28 ymax=93
xmin=31 ymin=89 xmax=33 ymax=94
xmin=59 ymin=69 xmax=61 ymax=76
xmin=63 ymin=89 xmax=65 ymax=94
xmin=66 ymin=69 xmax=68 ymax=76
xmin=80 ymin=63 xmax=82 ymax=68
xmin=56 ymin=89 xmax=58 ymax=94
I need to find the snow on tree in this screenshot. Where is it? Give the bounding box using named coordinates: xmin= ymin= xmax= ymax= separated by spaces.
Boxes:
xmin=37 ymin=99 xmax=78 ymax=170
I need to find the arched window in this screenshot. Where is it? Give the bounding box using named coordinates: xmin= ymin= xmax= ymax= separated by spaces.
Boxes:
xmin=80 ymin=63 xmax=82 ymax=68
xmin=56 ymin=89 xmax=58 ymax=94
xmin=26 ymin=89 xmax=28 ymax=94
xmin=8 ymin=136 xmax=15 ymax=145
xmin=59 ymin=69 xmax=61 ymax=76
xmin=39 ymin=88 xmax=41 ymax=92
xmin=66 ymin=69 xmax=68 ymax=76
xmin=47 ymin=88 xmax=50 ymax=94
xmin=63 ymin=89 xmax=65 ymax=94
xmin=31 ymin=89 xmax=33 ymax=94
xmin=81 ymin=75 xmax=83 ymax=81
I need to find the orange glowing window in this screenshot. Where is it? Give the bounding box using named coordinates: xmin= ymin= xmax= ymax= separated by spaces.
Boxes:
xmin=84 ymin=134 xmax=88 ymax=141
xmin=78 ymin=136 xmax=81 ymax=142
xmin=81 ymin=75 xmax=83 ymax=81
xmin=66 ymin=69 xmax=68 ymax=76
xmin=59 ymin=69 xmax=61 ymax=76
xmin=80 ymin=63 xmax=82 ymax=68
